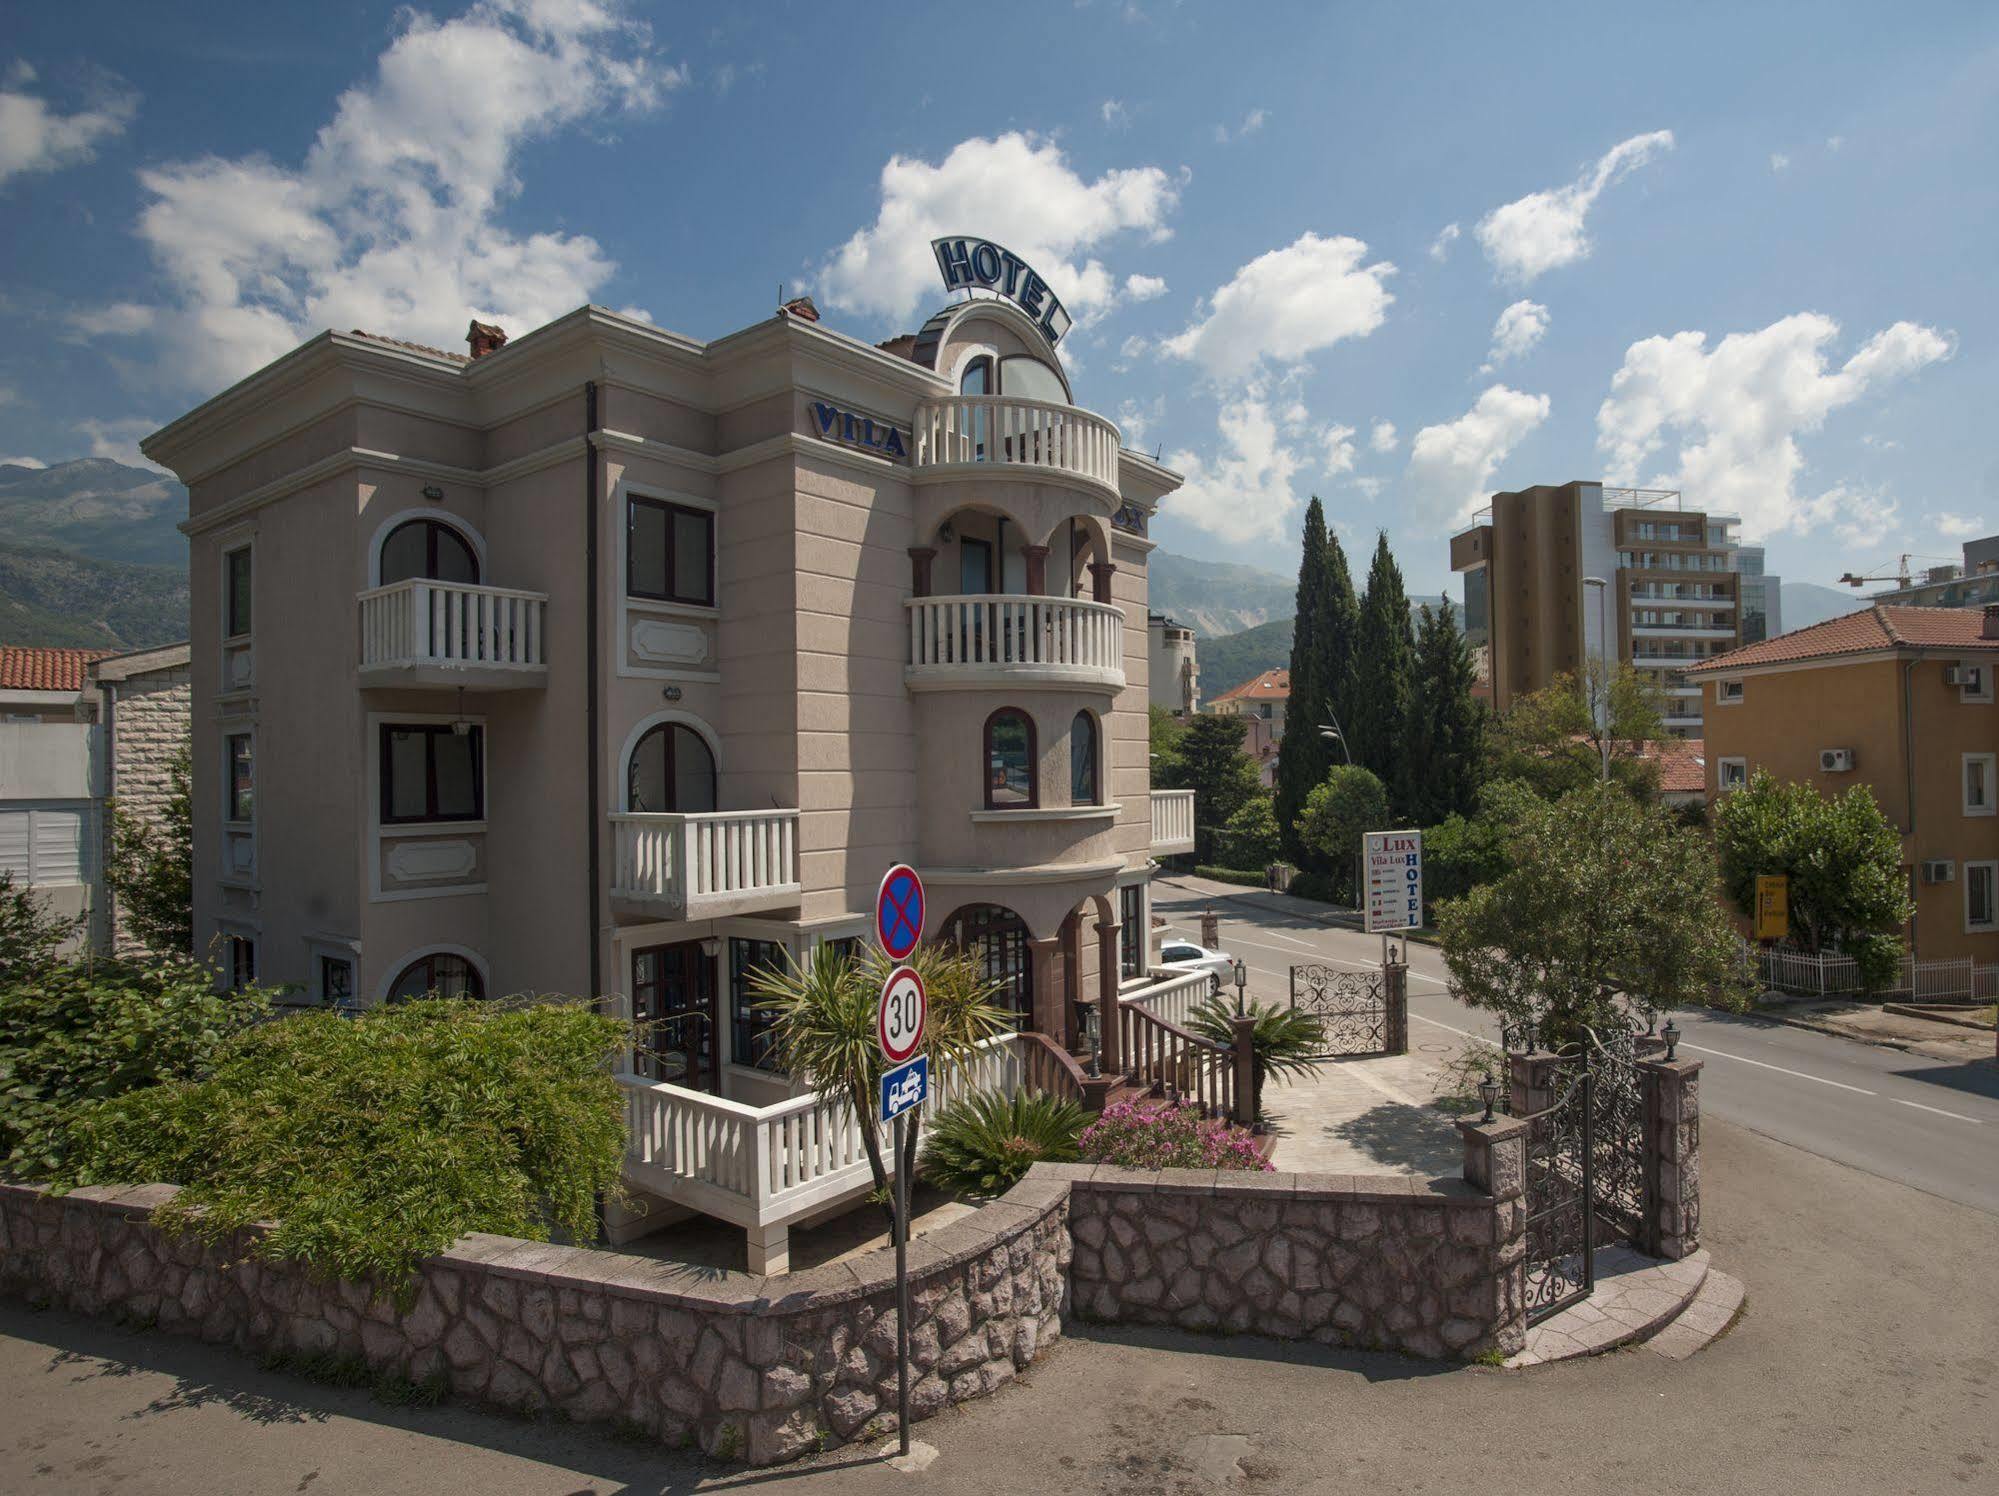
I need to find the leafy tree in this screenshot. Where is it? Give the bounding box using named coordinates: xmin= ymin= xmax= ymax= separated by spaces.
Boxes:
xmin=751 ymin=941 xmax=1010 ymax=1237
xmin=1186 ymin=993 xmax=1326 ymax=1123
xmin=1275 ymin=499 xmax=1359 ymax=863
xmin=1712 ymin=770 xmax=1913 ymax=989
xmin=1170 ymin=713 xmax=1264 ymax=862
xmin=1403 ymin=600 xmax=1486 ymax=827
xmin=1296 ymin=765 xmax=1391 ymax=903
xmin=1490 ymin=663 xmax=1666 ymax=801
xmin=1436 ymin=779 xmax=1748 ymax=1049
xmin=920 ymin=1090 xmax=1084 ymax=1196
xmin=1148 ymin=704 xmax=1187 ymax=786
xmin=59 ymin=998 xmax=626 ymax=1297
xmin=1423 ymin=777 xmax=1541 ymax=903
xmin=105 ymin=742 xmax=193 ymax=956
xmin=1346 ymin=531 xmax=1416 ymax=799
xmin=1216 ymin=794 xmax=1281 ymax=869
xmin=0 ymin=872 xmax=81 ymax=987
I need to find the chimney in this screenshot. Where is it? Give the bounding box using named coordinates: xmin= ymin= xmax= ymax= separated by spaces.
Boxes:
xmin=778 ymin=295 xmax=821 ymax=323
xmin=1984 ymin=605 xmax=1999 ymax=641
xmin=466 ymin=320 xmax=508 ymax=359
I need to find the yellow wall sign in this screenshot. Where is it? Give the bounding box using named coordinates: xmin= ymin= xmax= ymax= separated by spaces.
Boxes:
xmin=1754 ymin=874 xmax=1789 ymax=941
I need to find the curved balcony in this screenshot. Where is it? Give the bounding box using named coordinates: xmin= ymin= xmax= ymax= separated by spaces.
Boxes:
xmin=906 ymin=594 xmax=1125 ymax=692
xmin=358 ymin=578 xmax=547 ymax=690
xmin=910 ymin=395 xmax=1122 ymax=505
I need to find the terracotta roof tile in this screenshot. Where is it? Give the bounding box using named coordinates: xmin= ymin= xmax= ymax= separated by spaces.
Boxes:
xmin=0 ymin=646 xmax=115 ymax=692
xmin=1211 ymin=667 xmax=1291 ymax=703
xmin=347 ymin=329 xmax=470 ymax=364
xmin=1686 ymin=604 xmax=1999 ymax=674
xmin=1641 ymin=737 xmax=1707 ymax=794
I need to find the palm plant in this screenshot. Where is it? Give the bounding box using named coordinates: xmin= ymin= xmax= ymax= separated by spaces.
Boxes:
xmin=1186 ymin=992 xmax=1326 ymax=1122
xmin=920 ymin=1090 xmax=1085 ymax=1196
xmin=748 ymin=940 xmax=1011 ymax=1234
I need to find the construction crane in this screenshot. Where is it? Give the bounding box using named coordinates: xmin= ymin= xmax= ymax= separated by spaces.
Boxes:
xmin=1837 ymin=552 xmax=1953 ymax=589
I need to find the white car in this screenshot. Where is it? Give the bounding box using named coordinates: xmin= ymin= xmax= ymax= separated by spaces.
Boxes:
xmin=1159 ymin=938 xmax=1235 ymax=993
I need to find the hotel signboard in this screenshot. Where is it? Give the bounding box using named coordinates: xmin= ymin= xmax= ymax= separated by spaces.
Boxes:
xmin=1364 ymin=830 xmax=1424 ymax=934
xmin=931 ymin=236 xmax=1074 ymax=347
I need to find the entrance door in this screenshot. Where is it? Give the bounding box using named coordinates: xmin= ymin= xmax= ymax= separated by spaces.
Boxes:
xmin=632 ymin=941 xmax=718 ymax=1091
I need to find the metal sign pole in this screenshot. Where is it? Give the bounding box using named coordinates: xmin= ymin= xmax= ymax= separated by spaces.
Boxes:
xmin=893 ymin=1108 xmax=911 ymax=1457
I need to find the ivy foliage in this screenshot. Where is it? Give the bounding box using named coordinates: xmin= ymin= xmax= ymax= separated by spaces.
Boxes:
xmin=56 ymin=998 xmax=628 ymax=1297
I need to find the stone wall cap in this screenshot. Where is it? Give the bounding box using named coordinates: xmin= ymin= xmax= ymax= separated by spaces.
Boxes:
xmin=1287 ymin=1172 xmax=1364 ymax=1198
xmin=1456 ymin=1114 xmax=1529 ymax=1143
xmin=1212 ymin=1170 xmax=1290 ymax=1197
xmin=1024 ymin=1162 xmax=1100 ymax=1183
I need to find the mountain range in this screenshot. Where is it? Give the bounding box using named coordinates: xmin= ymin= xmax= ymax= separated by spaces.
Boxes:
xmin=0 ymin=459 xmax=190 ymax=650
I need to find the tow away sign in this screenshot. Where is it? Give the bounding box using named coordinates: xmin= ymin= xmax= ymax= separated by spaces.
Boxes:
xmin=1364 ymin=830 xmax=1423 ymax=933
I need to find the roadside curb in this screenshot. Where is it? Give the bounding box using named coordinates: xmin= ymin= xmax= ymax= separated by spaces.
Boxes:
xmin=1751 ymin=1004 xmax=1996 ymax=1061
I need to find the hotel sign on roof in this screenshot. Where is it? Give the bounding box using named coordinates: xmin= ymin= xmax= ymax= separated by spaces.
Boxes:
xmin=931 ymin=236 xmax=1074 ymax=348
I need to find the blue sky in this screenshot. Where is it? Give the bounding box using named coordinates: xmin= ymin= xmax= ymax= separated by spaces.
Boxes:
xmin=3 ymin=0 xmax=1995 ymax=602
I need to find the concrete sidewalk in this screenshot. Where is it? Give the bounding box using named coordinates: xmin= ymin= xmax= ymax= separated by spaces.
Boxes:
xmin=1754 ymin=994 xmax=1997 ymax=1063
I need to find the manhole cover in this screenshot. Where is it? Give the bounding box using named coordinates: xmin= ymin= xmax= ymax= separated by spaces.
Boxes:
xmin=1419 ymin=1043 xmax=1451 ymax=1053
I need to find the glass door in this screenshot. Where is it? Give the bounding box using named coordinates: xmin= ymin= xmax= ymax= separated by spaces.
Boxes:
xmin=632 ymin=941 xmax=718 ymax=1091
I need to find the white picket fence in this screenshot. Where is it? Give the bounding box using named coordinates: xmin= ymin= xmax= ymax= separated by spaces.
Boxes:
xmin=1743 ymin=939 xmax=1999 ymax=1002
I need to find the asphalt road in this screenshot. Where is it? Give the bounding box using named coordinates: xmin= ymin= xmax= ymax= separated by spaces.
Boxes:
xmin=1152 ymin=876 xmax=1999 ymax=1218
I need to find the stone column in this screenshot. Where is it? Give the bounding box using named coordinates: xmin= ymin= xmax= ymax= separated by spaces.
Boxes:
xmin=1507 ymin=1049 xmax=1563 ymax=1119
xmin=1022 ymin=544 xmax=1049 ymax=596
xmin=1639 ymin=1055 xmax=1703 ymax=1260
xmin=1028 ymin=935 xmax=1066 ymax=1048
xmin=1456 ymin=1113 xmax=1529 ymax=1356
xmin=1096 ymin=915 xmax=1123 ymax=1078
xmin=907 ymin=546 xmax=936 ymax=598
xmin=1383 ymin=960 xmax=1409 ymax=1055
xmin=1200 ymin=909 xmax=1220 ymax=949
xmin=1088 ymin=561 xmax=1117 ymax=604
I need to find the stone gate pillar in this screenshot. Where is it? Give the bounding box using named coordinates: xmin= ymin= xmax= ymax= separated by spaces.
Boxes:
xmin=1507 ymin=1049 xmax=1563 ymax=1119
xmin=1383 ymin=960 xmax=1409 ymax=1055
xmin=1638 ymin=1055 xmax=1703 ymax=1260
xmin=1456 ymin=1112 xmax=1529 ymax=1356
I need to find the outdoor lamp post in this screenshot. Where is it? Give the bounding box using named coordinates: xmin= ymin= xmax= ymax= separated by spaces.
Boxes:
xmin=1582 ymin=576 xmax=1611 ymax=784
xmin=1478 ymin=1072 xmax=1499 ymax=1122
xmin=1663 ymin=1017 xmax=1681 ymax=1061
xmin=1317 ymin=722 xmax=1359 ymax=903
xmin=1232 ymin=956 xmax=1248 ymax=1015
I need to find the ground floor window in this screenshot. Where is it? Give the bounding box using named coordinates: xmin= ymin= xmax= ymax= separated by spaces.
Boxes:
xmin=941 ymin=903 xmax=1033 ymax=1028
xmin=228 ymin=935 xmax=258 ymax=992
xmin=0 ymin=804 xmax=85 ymax=885
xmin=389 ymin=951 xmax=483 ymax=1001
xmin=632 ymin=942 xmax=716 ymax=1090
xmin=729 ymin=937 xmax=788 ymax=1073
xmin=1120 ymin=883 xmax=1145 ymax=980
xmin=320 ymin=955 xmax=354 ymax=1005
xmin=1967 ymin=861 xmax=1997 ymax=933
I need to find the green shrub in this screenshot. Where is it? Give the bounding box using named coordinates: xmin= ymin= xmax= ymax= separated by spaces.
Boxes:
xmin=1 ymin=943 xmax=270 ymax=1178
xmin=919 ymin=1088 xmax=1084 ymax=1195
xmin=1286 ymin=871 xmax=1338 ymax=905
xmin=1193 ymin=866 xmax=1267 ymax=887
xmin=57 ymin=997 xmax=627 ymax=1297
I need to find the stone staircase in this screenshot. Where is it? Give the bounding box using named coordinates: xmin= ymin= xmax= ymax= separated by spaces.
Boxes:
xmin=1505 ymin=1246 xmax=1745 ymax=1367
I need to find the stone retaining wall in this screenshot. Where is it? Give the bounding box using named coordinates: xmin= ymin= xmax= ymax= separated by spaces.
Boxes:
xmin=0 ymin=1177 xmax=1069 ymax=1467
xmin=1061 ymin=1166 xmax=1525 ymax=1360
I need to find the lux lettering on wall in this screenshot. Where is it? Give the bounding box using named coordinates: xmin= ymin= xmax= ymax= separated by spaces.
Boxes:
xmin=809 ymin=401 xmax=909 ymax=460
xmin=931 ymin=236 xmax=1074 ymax=347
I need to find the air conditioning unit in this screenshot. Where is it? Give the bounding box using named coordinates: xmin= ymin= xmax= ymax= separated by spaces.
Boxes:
xmin=1943 ymin=665 xmax=1968 ymax=686
xmin=1923 ymin=860 xmax=1956 ymax=885
xmin=1819 ymin=748 xmax=1855 ymax=772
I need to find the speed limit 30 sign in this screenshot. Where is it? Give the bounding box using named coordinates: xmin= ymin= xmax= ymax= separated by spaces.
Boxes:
xmin=877 ymin=964 xmax=927 ymax=1064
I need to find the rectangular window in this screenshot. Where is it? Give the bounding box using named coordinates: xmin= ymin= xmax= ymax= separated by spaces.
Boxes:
xmin=1960 ymin=662 xmax=1993 ymax=703
xmin=627 ymin=496 xmax=715 ymax=606
xmin=1964 ymin=754 xmax=1996 ymax=817
xmin=1718 ymin=758 xmax=1748 ymax=792
xmin=379 ymin=724 xmax=485 ymax=824
xmin=1716 ymin=679 xmax=1744 ymax=705
xmin=229 ymin=936 xmax=257 ymax=991
xmin=225 ymin=733 xmax=254 ymax=822
xmin=729 ymin=937 xmax=787 ymax=1073
xmin=1967 ymin=862 xmax=1998 ymax=932
xmin=1120 ymin=882 xmax=1145 ymax=981
xmin=0 ymin=805 xmax=85 ymax=885
xmin=224 ymin=546 xmax=252 ymax=637
xmin=320 ymin=955 xmax=354 ymax=1005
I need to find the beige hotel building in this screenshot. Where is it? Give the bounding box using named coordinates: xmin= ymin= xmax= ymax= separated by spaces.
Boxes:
xmin=144 ymin=279 xmax=1198 ymax=1126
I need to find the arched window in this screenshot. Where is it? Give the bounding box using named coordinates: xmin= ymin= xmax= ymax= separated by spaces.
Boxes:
xmin=389 ymin=952 xmax=485 ymax=1002
xmin=628 ymin=722 xmax=717 ymax=813
xmin=939 ymin=903 xmax=1032 ymax=1029
xmin=984 ymin=708 xmax=1036 ymax=808
xmin=1070 ymin=711 xmax=1099 ymax=805
xmin=380 ymin=518 xmax=479 ymax=586
xmin=959 ymin=356 xmax=993 ymax=461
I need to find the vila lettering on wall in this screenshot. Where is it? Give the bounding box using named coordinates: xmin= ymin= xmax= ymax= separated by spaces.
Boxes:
xmin=809 ymin=401 xmax=909 ymax=461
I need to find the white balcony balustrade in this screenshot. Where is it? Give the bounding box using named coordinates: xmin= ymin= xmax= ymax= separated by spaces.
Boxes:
xmin=610 ymin=808 xmax=801 ymax=918
xmin=1151 ymin=788 xmax=1196 ymax=854
xmin=357 ymin=579 xmax=548 ymax=689
xmin=910 ymin=395 xmax=1122 ymax=501
xmin=905 ymin=594 xmax=1125 ymax=691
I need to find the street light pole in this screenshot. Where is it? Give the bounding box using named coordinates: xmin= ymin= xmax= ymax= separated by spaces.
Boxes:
xmin=1318 ymin=722 xmax=1358 ymax=906
xmin=1583 ymin=576 xmax=1611 ymax=784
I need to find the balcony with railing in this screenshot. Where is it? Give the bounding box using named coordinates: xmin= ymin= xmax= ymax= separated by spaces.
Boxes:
xmin=357 ymin=578 xmax=548 ymax=689
xmin=910 ymin=395 xmax=1122 ymax=504
xmin=1151 ymin=788 xmax=1195 ymax=854
xmin=906 ymin=593 xmax=1125 ymax=692
xmin=609 ymin=808 xmax=801 ymax=919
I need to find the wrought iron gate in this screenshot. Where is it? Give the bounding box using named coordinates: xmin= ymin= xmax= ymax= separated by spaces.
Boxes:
xmin=1289 ymin=964 xmax=1387 ymax=1056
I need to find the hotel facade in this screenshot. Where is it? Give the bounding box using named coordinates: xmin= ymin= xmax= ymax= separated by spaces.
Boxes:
xmin=145 ymin=274 xmax=1198 ymax=1250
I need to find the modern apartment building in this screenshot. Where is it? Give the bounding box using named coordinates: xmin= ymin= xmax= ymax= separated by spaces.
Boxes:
xmin=1148 ymin=613 xmax=1199 ymax=716
xmin=1451 ymin=480 xmax=1742 ymax=734
xmin=1688 ymin=604 xmax=1999 ymax=961
xmin=1737 ymin=546 xmax=1782 ymax=645
xmin=1865 ymin=535 xmax=1999 ymax=609
xmin=143 ymin=285 xmax=1196 ymax=1123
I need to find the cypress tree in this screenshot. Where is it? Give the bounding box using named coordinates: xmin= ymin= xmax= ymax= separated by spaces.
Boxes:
xmin=1347 ymin=531 xmax=1416 ymax=802
xmin=1274 ymin=498 xmax=1359 ymax=863
xmin=1403 ymin=598 xmax=1485 ymax=826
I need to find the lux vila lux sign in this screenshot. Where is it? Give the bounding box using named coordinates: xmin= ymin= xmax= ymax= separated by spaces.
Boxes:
xmin=931 ymin=236 xmax=1074 ymax=347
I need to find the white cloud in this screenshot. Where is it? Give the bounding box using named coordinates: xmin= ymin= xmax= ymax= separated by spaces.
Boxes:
xmin=74 ymin=415 xmax=166 ymax=469
xmin=1428 ymin=222 xmax=1460 ymax=262
xmin=1161 ymin=232 xmax=1395 ymax=381
xmin=1404 ymin=385 xmax=1552 ymax=528
xmin=817 ymin=132 xmax=1182 ymax=329
xmin=1826 ymin=134 xmax=1845 ymax=152
xmin=1353 ymin=476 xmax=1384 ymax=499
xmin=1769 ymin=152 xmax=1791 ymax=173
xmin=0 ymin=455 xmax=47 ymax=469
xmin=1100 ymin=99 xmax=1128 ymax=129
xmin=1163 ymin=394 xmax=1306 ymax=545
xmin=1117 ymin=394 xmax=1163 ymax=452
xmin=1796 ymin=485 xmax=1898 ymax=548
xmin=65 ymin=301 xmax=155 ymax=339
xmin=1935 ymin=512 xmax=1986 ymax=539
xmin=1596 ymin=312 xmax=1954 ymax=540
xmin=0 ymin=63 xmax=137 ymax=187
xmin=1122 ymin=272 xmax=1166 ymax=302
xmin=1369 ymin=419 xmax=1398 ymax=454
xmin=100 ymin=0 xmax=675 ymax=395
xmin=1322 ymin=423 xmax=1357 ymax=476
xmin=1213 ymin=107 xmax=1267 ymax=144
xmin=1475 ymin=130 xmax=1674 ymax=282
xmin=1484 ymin=298 xmax=1549 ymax=368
